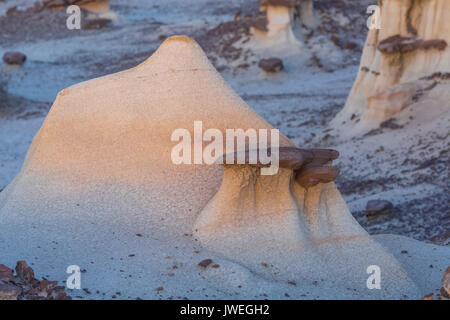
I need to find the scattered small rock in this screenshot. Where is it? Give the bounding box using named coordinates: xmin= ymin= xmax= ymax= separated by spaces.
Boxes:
xmin=6 ymin=6 xmax=18 ymax=16
xmin=82 ymin=288 xmax=91 ymax=295
xmin=309 ymin=55 xmax=323 ymax=68
xmin=0 ymin=283 xmax=22 ymax=300
xmin=366 ymin=200 xmax=393 ymax=217
xmin=82 ymin=18 xmax=111 ymax=30
xmin=421 ymin=293 xmax=433 ymax=300
xmin=380 ymin=118 xmax=403 ymax=130
xmin=30 ymin=1 xmax=44 ymax=13
xmin=429 ymin=230 xmax=450 ymax=246
xmin=0 ymin=264 xmax=14 ymax=282
xmin=3 ymin=52 xmax=27 ymax=65
xmin=0 ymin=261 xmax=71 ymax=300
xmin=198 ymin=259 xmax=213 ymax=269
xmin=39 ymin=280 xmax=58 ymax=293
xmin=15 ymin=261 xmax=35 ymax=284
xmin=343 ymin=41 xmax=358 ymax=51
xmin=258 ymin=58 xmax=283 ymax=73
xmin=54 ymin=292 xmax=72 ymax=300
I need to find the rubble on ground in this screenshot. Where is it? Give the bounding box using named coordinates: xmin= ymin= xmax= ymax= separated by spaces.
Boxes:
xmin=0 ymin=261 xmax=71 ymax=300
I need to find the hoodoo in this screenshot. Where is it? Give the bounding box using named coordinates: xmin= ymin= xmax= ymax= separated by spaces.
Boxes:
xmin=194 ymin=147 xmax=418 ymax=298
xmin=0 ymin=36 xmax=421 ymax=299
xmin=250 ymin=0 xmax=314 ymax=49
xmin=331 ymin=0 xmax=450 ymax=139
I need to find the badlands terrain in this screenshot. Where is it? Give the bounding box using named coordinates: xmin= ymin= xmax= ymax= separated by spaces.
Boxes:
xmin=0 ymin=0 xmax=449 ymax=300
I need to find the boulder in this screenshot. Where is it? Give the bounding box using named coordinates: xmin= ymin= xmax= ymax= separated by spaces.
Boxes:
xmin=0 ymin=264 xmax=14 ymax=283
xmin=15 ymin=261 xmax=35 ymax=285
xmin=258 ymin=57 xmax=284 ymax=73
xmin=366 ymin=200 xmax=393 ymax=217
xmin=5 ymin=6 xmax=18 ymax=16
xmin=0 ymin=283 xmax=21 ymax=300
xmin=198 ymin=259 xmax=213 ymax=269
xmin=0 ymin=264 xmax=13 ymax=274
xmin=3 ymin=52 xmax=27 ymax=66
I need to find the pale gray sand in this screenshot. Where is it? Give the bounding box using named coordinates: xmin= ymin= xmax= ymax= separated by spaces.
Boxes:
xmin=0 ymin=213 xmax=447 ymax=300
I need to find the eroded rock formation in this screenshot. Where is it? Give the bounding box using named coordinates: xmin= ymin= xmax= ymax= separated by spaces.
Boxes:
xmin=194 ymin=146 xmax=418 ymax=298
xmin=43 ymin=0 xmax=116 ymax=25
xmin=0 ymin=36 xmax=421 ymax=299
xmin=331 ymin=0 xmax=450 ymax=138
xmin=43 ymin=0 xmax=109 ymax=11
xmin=250 ymin=0 xmax=314 ymax=49
xmin=0 ymin=36 xmax=288 ymax=235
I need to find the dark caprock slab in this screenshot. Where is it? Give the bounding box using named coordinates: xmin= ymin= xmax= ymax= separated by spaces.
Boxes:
xmin=218 ymin=147 xmax=340 ymax=188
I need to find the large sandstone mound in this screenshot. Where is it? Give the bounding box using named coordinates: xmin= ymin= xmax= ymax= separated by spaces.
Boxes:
xmin=0 ymin=36 xmax=423 ymax=299
xmin=331 ymin=0 xmax=450 ymax=139
xmin=0 ymin=35 xmax=288 ymax=234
